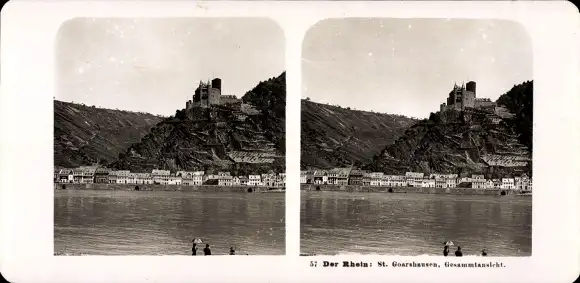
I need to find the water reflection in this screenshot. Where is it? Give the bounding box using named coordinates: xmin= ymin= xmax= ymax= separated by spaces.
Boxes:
xmin=55 ymin=191 xmax=285 ymax=255
xmin=301 ymin=192 xmax=532 ymax=256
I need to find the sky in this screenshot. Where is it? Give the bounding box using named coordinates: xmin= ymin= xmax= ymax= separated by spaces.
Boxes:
xmin=302 ymin=18 xmax=533 ymax=119
xmin=56 ymin=18 xmax=285 ymax=116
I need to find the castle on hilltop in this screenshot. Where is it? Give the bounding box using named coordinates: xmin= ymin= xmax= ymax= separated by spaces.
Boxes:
xmin=185 ymin=78 xmax=241 ymax=110
xmin=440 ymin=81 xmax=496 ymax=112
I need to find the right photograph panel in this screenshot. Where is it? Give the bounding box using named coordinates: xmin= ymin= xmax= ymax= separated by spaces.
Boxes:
xmin=300 ymin=18 xmax=533 ymax=257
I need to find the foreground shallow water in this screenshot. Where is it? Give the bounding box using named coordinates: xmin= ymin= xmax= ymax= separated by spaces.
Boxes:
xmin=301 ymin=191 xmax=532 ymax=256
xmin=55 ymin=190 xmax=285 ymax=255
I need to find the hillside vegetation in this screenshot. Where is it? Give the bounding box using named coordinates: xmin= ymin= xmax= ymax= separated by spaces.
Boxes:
xmin=301 ymin=100 xmax=417 ymax=169
xmin=496 ymin=80 xmax=533 ymax=150
xmin=242 ymin=72 xmax=286 ymax=154
xmin=366 ymin=81 xmax=533 ymax=178
xmin=54 ymin=100 xmax=162 ymax=168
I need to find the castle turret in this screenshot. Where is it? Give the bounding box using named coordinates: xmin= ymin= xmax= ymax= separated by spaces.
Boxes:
xmin=466 ymin=81 xmax=476 ymax=96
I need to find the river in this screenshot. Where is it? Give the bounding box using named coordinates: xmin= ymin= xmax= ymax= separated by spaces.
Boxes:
xmin=301 ymin=191 xmax=532 ymax=256
xmin=55 ymin=190 xmax=285 ymax=255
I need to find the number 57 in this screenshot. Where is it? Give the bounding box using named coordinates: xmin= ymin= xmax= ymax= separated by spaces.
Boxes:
xmin=310 ymin=261 xmax=317 ymax=267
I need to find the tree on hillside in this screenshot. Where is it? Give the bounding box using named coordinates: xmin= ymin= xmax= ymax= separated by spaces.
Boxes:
xmin=175 ymin=109 xmax=187 ymax=120
xmin=428 ymin=112 xmax=442 ymax=124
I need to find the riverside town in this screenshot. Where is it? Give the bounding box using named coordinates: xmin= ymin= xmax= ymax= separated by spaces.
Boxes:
xmin=54 ymin=166 xmax=286 ymax=188
xmin=300 ymin=169 xmax=532 ymax=193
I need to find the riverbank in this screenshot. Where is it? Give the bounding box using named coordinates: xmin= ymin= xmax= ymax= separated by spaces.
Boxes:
xmin=300 ymin=184 xmax=523 ymax=196
xmin=54 ymin=183 xmax=284 ymax=193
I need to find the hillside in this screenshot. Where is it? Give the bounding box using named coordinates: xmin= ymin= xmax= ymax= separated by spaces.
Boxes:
xmin=112 ymin=72 xmax=286 ymax=175
xmin=241 ymin=72 xmax=286 ymax=154
xmin=301 ymin=100 xmax=417 ymax=169
xmin=496 ymin=80 xmax=533 ymax=151
xmin=366 ymin=81 xmax=533 ymax=178
xmin=54 ymin=100 xmax=163 ymax=168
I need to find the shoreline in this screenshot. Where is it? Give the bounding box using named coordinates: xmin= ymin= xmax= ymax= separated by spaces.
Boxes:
xmin=53 ymin=183 xmax=531 ymax=196
xmin=300 ymin=184 xmax=530 ymax=196
xmin=54 ymin=251 xmax=256 ymax=256
xmin=298 ymin=252 xmax=529 ymax=257
xmin=54 ymin=183 xmax=285 ymax=193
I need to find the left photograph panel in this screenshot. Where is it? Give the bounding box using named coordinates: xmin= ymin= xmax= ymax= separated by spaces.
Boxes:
xmin=53 ymin=18 xmax=286 ymax=256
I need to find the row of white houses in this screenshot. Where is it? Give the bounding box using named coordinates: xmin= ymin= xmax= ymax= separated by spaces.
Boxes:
xmin=300 ymin=169 xmax=532 ymax=191
xmin=54 ymin=166 xmax=286 ymax=187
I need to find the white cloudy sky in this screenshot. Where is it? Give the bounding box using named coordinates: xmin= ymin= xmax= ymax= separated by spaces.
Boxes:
xmin=302 ymin=18 xmax=533 ymax=118
xmin=56 ymin=18 xmax=285 ymax=116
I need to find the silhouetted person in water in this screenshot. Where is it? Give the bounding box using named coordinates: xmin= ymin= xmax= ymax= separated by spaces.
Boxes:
xmin=443 ymin=242 xmax=451 ymax=256
xmin=455 ymin=246 xmax=463 ymax=257
xmin=204 ymin=244 xmax=211 ymax=255
xmin=192 ymin=243 xmax=198 ymax=256
xmin=229 ymin=247 xmax=235 ymax=255
xmin=481 ymin=249 xmax=487 ymax=256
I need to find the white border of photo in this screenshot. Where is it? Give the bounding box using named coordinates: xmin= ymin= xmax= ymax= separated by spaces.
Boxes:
xmin=1 ymin=1 xmax=579 ymax=283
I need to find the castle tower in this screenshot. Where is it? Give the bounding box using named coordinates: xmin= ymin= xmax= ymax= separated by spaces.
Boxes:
xmin=211 ymin=78 xmax=222 ymax=91
xmin=205 ymin=78 xmax=221 ymax=106
xmin=462 ymin=81 xmax=476 ymax=109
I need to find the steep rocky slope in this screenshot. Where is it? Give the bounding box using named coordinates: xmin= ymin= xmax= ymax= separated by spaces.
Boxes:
xmin=112 ymin=72 xmax=286 ymax=175
xmin=366 ymin=81 xmax=533 ymax=178
xmin=54 ymin=100 xmax=163 ymax=167
xmin=301 ymin=100 xmax=417 ymax=169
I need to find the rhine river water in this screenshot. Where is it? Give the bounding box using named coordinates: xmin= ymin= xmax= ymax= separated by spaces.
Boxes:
xmin=55 ymin=190 xmax=285 ymax=255
xmin=301 ymin=191 xmax=532 ymax=256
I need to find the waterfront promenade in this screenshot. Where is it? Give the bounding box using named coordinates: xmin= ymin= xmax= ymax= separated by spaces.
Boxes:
xmin=54 ymin=183 xmax=284 ymax=193
xmin=55 ymin=183 xmax=526 ymax=196
xmin=300 ymin=184 xmax=525 ymax=196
